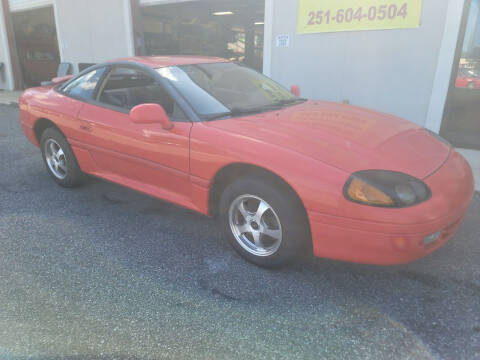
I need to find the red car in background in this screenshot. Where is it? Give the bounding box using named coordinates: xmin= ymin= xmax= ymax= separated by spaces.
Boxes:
xmin=18 ymin=56 xmax=475 ymax=267
xmin=456 ymin=68 xmax=480 ymax=89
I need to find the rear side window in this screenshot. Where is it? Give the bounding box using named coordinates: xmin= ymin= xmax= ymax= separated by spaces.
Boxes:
xmin=61 ymin=67 xmax=106 ymax=101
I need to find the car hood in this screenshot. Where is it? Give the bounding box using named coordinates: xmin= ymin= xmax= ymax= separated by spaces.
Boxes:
xmin=205 ymin=100 xmax=451 ymax=179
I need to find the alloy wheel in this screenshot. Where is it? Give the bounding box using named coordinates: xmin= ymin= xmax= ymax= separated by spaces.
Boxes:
xmin=44 ymin=138 xmax=68 ymax=180
xmin=228 ymin=194 xmax=283 ymax=257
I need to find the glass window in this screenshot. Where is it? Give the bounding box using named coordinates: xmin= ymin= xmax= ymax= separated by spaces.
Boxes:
xmin=141 ymin=1 xmax=265 ymax=71
xmin=441 ymin=0 xmax=480 ymax=149
xmin=62 ymin=67 xmax=106 ymax=100
xmin=158 ymin=62 xmax=303 ymax=120
xmin=455 ymin=0 xmax=480 ymax=89
xmin=97 ymin=67 xmax=186 ymax=120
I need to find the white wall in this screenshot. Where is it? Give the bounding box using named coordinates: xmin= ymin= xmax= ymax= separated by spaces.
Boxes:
xmin=264 ymin=0 xmax=461 ymax=128
xmin=54 ymin=0 xmax=134 ymax=72
xmin=0 ymin=1 xmax=14 ymax=90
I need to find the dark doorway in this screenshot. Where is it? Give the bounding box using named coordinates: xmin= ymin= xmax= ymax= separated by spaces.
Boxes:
xmin=140 ymin=0 xmax=265 ymax=71
xmin=441 ymin=0 xmax=480 ymax=149
xmin=11 ymin=6 xmax=60 ymax=87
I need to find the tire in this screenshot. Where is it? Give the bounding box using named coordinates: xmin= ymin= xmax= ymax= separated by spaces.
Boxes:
xmin=40 ymin=127 xmax=83 ymax=188
xmin=467 ymin=82 xmax=476 ymax=89
xmin=219 ymin=175 xmax=310 ymax=267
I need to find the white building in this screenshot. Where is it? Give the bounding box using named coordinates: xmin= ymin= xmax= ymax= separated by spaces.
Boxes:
xmin=1 ymin=0 xmax=479 ymax=149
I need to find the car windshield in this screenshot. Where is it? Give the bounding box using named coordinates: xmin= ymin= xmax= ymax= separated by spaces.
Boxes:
xmin=157 ymin=62 xmax=305 ymax=120
xmin=467 ymin=69 xmax=479 ymax=78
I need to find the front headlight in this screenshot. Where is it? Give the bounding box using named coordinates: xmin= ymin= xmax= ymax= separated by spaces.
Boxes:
xmin=344 ymin=170 xmax=431 ymax=208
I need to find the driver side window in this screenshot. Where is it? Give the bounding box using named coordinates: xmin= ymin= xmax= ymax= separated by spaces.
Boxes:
xmin=97 ymin=67 xmax=187 ymax=121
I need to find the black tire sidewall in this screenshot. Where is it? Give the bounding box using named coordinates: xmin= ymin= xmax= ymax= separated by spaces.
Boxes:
xmin=40 ymin=128 xmax=83 ymax=188
xmin=219 ymin=176 xmax=309 ymax=267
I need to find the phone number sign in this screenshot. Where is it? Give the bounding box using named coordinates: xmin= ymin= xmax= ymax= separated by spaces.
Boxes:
xmin=298 ymin=0 xmax=423 ymax=34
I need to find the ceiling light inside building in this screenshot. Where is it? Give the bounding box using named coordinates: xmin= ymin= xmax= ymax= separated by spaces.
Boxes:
xmin=213 ymin=11 xmax=234 ymax=16
xmin=255 ymin=22 xmax=265 ymax=25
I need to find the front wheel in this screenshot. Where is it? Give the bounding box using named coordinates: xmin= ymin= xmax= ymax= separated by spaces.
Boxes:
xmin=219 ymin=176 xmax=310 ymax=267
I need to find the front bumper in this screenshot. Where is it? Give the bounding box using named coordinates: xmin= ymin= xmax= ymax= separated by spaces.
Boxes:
xmin=308 ymin=151 xmax=475 ymax=265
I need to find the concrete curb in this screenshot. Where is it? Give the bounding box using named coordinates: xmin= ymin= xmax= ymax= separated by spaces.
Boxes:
xmin=0 ymin=102 xmax=19 ymax=108
xmin=0 ymin=91 xmax=22 ymax=106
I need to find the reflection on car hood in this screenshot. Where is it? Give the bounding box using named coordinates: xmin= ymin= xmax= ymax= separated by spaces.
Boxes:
xmin=206 ymin=100 xmax=451 ymax=179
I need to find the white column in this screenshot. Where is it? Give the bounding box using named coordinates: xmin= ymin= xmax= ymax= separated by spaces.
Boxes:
xmin=124 ymin=0 xmax=135 ymax=57
xmin=263 ymin=0 xmax=274 ymax=76
xmin=0 ymin=0 xmax=14 ymax=90
xmin=52 ymin=0 xmax=65 ymax=62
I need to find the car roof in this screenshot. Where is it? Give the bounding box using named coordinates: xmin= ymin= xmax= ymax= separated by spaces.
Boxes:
xmin=111 ymin=56 xmax=230 ymax=68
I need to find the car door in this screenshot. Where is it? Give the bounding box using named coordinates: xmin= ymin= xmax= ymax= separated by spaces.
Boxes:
xmin=76 ymin=65 xmax=193 ymax=205
xmin=48 ymin=66 xmax=108 ymax=146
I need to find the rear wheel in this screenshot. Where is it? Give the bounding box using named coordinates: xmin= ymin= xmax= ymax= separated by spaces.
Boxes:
xmin=467 ymin=81 xmax=476 ymax=89
xmin=219 ymin=175 xmax=310 ymax=267
xmin=40 ymin=128 xmax=83 ymax=188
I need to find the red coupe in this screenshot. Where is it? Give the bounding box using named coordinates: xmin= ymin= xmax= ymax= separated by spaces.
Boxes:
xmin=19 ymin=56 xmax=475 ymax=267
xmin=456 ymin=68 xmax=480 ymax=89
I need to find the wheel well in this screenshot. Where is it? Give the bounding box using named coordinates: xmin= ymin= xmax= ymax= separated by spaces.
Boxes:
xmin=208 ymin=163 xmax=308 ymax=221
xmin=33 ymin=118 xmax=62 ymax=143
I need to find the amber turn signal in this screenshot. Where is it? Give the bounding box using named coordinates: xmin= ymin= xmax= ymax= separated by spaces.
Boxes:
xmin=346 ymin=178 xmax=395 ymax=207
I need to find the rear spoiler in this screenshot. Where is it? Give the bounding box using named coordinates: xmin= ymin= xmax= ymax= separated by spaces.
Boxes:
xmin=41 ymin=75 xmax=73 ymax=87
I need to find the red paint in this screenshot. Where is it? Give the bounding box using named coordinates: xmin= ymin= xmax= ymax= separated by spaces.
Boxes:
xmin=290 ymin=84 xmax=301 ymax=97
xmin=51 ymin=75 xmax=73 ymax=85
xmin=455 ymin=68 xmax=480 ymax=89
xmin=455 ymin=75 xmax=480 ymax=89
xmin=18 ymin=56 xmax=475 ymax=265
xmin=113 ymin=56 xmax=229 ymax=68
xmin=130 ymin=103 xmax=173 ymax=129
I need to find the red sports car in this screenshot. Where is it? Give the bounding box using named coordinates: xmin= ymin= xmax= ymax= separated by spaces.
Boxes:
xmin=456 ymin=68 xmax=480 ymax=89
xmin=19 ymin=56 xmax=475 ymax=267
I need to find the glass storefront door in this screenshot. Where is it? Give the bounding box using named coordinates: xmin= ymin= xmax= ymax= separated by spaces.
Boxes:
xmin=441 ymin=0 xmax=480 ymax=149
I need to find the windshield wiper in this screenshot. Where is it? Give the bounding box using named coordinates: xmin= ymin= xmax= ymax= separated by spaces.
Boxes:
xmin=272 ymin=98 xmax=307 ymax=107
xmin=205 ymin=106 xmax=279 ymax=121
xmin=204 ymin=99 xmax=307 ymax=121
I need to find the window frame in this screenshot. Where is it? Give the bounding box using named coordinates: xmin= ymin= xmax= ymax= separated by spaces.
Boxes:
xmin=55 ymin=62 xmax=199 ymax=123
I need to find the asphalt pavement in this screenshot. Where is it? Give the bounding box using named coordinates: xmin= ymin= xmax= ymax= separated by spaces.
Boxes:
xmin=0 ymin=104 xmax=479 ymax=360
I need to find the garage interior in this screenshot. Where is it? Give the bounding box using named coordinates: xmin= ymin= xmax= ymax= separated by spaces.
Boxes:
xmin=140 ymin=0 xmax=265 ymax=71
xmin=11 ymin=5 xmax=60 ymax=87
xmin=441 ymin=0 xmax=480 ymax=149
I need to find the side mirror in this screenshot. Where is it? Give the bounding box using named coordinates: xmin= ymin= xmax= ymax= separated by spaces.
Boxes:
xmin=129 ymin=103 xmax=174 ymax=130
xmin=290 ymin=84 xmax=301 ymax=97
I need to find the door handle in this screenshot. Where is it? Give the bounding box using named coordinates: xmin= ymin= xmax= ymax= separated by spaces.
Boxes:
xmin=79 ymin=121 xmax=92 ymax=132
xmin=79 ymin=124 xmax=91 ymax=132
